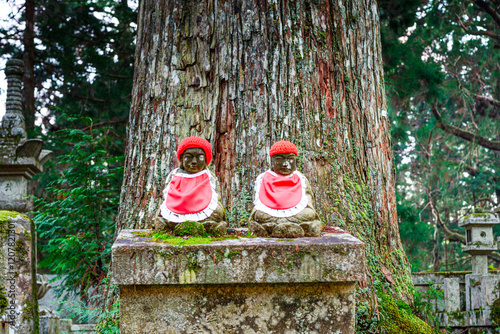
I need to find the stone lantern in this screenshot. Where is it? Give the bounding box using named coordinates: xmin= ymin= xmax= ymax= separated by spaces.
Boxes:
xmin=459 ymin=212 xmax=499 ymax=275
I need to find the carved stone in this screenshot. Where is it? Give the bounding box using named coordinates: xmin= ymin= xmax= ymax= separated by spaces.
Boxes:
xmin=154 ymin=138 xmax=227 ymax=235
xmin=0 ymin=59 xmax=53 ymax=212
xmin=249 ymin=141 xmax=322 ymax=238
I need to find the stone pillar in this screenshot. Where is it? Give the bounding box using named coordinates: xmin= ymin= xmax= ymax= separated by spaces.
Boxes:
xmin=443 ymin=277 xmax=460 ymax=313
xmin=471 ymin=255 xmax=488 ymax=276
xmin=0 ymin=212 xmax=37 ymax=333
xmin=113 ymin=229 xmax=365 ymax=333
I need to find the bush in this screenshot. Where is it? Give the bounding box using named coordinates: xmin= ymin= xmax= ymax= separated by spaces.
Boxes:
xmin=35 ymin=115 xmax=123 ymax=300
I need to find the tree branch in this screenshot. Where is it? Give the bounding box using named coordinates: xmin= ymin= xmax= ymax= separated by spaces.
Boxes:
xmin=474 ymin=0 xmax=500 ymax=28
xmin=456 ymin=14 xmax=500 ymax=41
xmin=81 ymin=120 xmax=127 ymax=131
xmin=431 ymin=105 xmax=500 ymax=151
xmin=475 ymin=94 xmax=500 ymax=108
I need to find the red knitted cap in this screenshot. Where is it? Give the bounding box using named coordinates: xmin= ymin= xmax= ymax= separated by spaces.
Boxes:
xmin=269 ymin=140 xmax=298 ymax=157
xmin=177 ymin=137 xmax=212 ymax=165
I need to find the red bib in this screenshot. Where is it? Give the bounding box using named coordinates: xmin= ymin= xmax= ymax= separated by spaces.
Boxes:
xmin=258 ymin=171 xmax=303 ymax=210
xmin=165 ymin=172 xmax=212 ymax=214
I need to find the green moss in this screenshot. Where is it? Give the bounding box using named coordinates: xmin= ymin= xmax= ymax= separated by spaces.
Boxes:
xmin=225 ymin=250 xmax=240 ymax=259
xmin=0 ymin=210 xmax=29 ymax=223
xmin=462 ymin=212 xmax=492 ymax=221
xmin=131 ymin=231 xmax=155 ymax=238
xmin=132 ymin=230 xmax=257 ymax=246
xmin=22 ymin=296 xmax=33 ymax=321
xmin=492 ymin=280 xmax=500 ymax=326
xmin=0 ymin=286 xmax=7 ymax=316
xmin=0 ymin=210 xmax=29 ymax=236
xmin=152 ymin=234 xmax=237 ymax=246
xmin=14 ymin=239 xmax=27 ymax=256
xmin=379 ymin=294 xmax=438 ymax=334
xmin=174 ymin=221 xmax=206 ymax=236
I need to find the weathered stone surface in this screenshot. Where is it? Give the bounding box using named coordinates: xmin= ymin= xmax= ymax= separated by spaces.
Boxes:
xmin=460 ymin=213 xmax=499 ymax=258
xmin=272 ymin=222 xmax=304 ymax=238
xmin=300 ymin=220 xmax=322 ymax=237
xmin=209 ymin=221 xmax=227 ymax=237
xmin=248 ymin=220 xmax=268 ymax=237
xmin=412 ymin=271 xmax=500 ymax=330
xmin=120 ymin=283 xmax=355 ymax=334
xmin=112 ymin=229 xmax=365 ymax=285
xmin=0 ymin=212 xmax=37 ymax=332
xmin=201 ymin=221 xmax=228 ymax=237
xmin=113 ymin=229 xmax=364 ymax=333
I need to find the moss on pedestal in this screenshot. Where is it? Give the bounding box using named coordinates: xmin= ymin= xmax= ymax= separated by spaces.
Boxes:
xmin=174 ymin=221 xmax=206 ymax=236
xmin=0 ymin=210 xmax=28 ymax=236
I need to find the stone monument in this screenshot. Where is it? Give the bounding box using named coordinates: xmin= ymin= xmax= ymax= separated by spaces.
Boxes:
xmin=459 ymin=211 xmax=499 ymax=275
xmin=0 ymin=59 xmax=52 ymax=213
xmin=0 ymin=59 xmax=51 ymax=333
xmin=248 ymin=140 xmax=322 ymax=238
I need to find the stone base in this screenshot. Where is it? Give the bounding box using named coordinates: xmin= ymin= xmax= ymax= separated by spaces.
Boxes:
xmin=113 ymin=229 xmax=365 ymax=334
xmin=120 ymin=283 xmax=355 ymax=333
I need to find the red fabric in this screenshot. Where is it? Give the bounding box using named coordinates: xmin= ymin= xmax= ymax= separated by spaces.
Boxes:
xmin=269 ymin=140 xmax=298 ymax=157
xmin=165 ymin=173 xmax=212 ymax=214
xmin=177 ymin=137 xmax=213 ymax=165
xmin=259 ymin=172 xmax=302 ymax=210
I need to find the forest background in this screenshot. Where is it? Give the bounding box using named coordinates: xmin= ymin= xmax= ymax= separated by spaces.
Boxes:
xmin=0 ymin=0 xmax=499 ymax=329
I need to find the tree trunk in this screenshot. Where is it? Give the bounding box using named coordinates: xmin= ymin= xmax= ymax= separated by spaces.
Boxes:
xmin=117 ymin=0 xmax=412 ymax=302
xmin=23 ymin=0 xmax=36 ymax=130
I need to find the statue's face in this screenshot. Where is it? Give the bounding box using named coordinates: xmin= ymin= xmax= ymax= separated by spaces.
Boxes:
xmin=271 ymin=153 xmax=297 ymax=175
xmin=181 ymin=148 xmax=207 ymax=174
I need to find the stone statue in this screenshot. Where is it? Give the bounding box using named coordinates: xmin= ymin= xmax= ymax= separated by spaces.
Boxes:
xmin=155 ymin=137 xmax=227 ymax=235
xmin=248 ymin=141 xmax=322 ymax=238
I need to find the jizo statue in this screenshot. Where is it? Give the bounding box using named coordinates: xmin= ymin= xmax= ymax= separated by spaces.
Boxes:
xmin=248 ymin=141 xmax=322 ymax=238
xmin=155 ymin=137 xmax=227 ymax=235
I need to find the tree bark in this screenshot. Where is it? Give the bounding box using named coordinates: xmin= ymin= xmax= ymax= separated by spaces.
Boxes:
xmin=23 ymin=0 xmax=36 ymax=130
xmin=117 ymin=0 xmax=412 ymax=302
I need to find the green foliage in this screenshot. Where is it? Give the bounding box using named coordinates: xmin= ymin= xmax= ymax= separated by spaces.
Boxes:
xmin=34 ymin=115 xmax=123 ymax=299
xmin=1 ymin=0 xmax=135 ymax=133
xmin=52 ymin=278 xmax=119 ymax=333
xmin=95 ymin=297 xmax=120 ymax=334
xmin=357 ymin=279 xmax=443 ymax=333
xmin=411 ymin=283 xmax=445 ymax=328
xmin=381 ymin=0 xmax=500 ymax=272
xmin=397 ymin=195 xmax=434 ymax=272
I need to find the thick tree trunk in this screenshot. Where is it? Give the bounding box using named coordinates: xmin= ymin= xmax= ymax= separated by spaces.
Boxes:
xmin=23 ymin=0 xmax=36 ymax=130
xmin=117 ymin=0 xmax=412 ymax=302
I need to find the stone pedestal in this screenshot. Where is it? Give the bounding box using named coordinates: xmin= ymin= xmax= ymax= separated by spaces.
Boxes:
xmin=112 ymin=229 xmax=365 ymax=334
